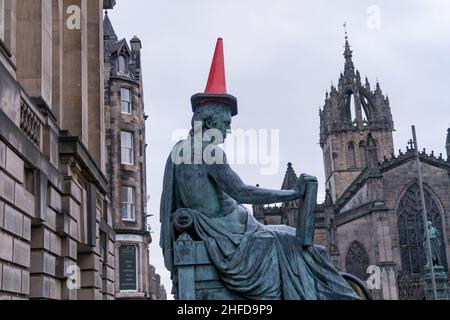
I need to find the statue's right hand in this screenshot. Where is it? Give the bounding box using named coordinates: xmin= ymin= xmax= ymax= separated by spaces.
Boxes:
xmin=294 ymin=174 xmax=318 ymax=197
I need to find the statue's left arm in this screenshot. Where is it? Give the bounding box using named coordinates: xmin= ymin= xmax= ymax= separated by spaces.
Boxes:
xmin=208 ymin=157 xmax=316 ymax=205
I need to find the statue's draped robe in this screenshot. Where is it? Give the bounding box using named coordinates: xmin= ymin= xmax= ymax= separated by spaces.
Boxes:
xmin=160 ymin=154 xmax=359 ymax=300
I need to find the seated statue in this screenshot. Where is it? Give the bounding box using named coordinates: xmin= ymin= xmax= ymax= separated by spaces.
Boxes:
xmin=160 ymin=38 xmax=360 ymax=300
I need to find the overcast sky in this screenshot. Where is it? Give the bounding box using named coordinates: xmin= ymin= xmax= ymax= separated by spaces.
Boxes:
xmin=108 ymin=0 xmax=450 ymax=298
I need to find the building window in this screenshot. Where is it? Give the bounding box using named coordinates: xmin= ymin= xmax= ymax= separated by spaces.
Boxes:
xmin=122 ymin=187 xmax=136 ymax=221
xmin=121 ymin=88 xmax=131 ymax=114
xmin=397 ymin=183 xmax=447 ymax=275
xmin=119 ymin=245 xmax=138 ymax=292
xmin=345 ymin=241 xmax=370 ymax=281
xmin=121 ymin=131 xmax=134 ymax=165
xmin=347 ymin=142 xmax=357 ymax=169
xmin=118 ymin=55 xmax=128 ymax=74
xmin=324 ymin=147 xmax=334 ymax=178
xmin=359 ymin=141 xmax=367 ymax=168
xmin=100 ymin=231 xmax=108 ymax=262
xmin=0 ymin=0 xmax=4 ymax=42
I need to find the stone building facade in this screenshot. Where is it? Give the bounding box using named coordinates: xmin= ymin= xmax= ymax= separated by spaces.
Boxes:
xmin=103 ymin=13 xmax=151 ymax=299
xmin=0 ymin=0 xmax=116 ymax=300
xmin=148 ymin=264 xmax=167 ymax=300
xmin=254 ymin=36 xmax=450 ymax=300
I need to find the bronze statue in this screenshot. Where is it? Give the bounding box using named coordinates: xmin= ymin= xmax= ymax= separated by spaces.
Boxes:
xmin=424 ymin=221 xmax=442 ymax=267
xmin=160 ymin=38 xmax=360 ymax=300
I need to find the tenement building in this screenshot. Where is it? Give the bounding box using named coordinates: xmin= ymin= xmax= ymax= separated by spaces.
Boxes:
xmin=254 ymin=35 xmax=450 ymax=300
xmin=148 ymin=264 xmax=167 ymax=300
xmin=103 ymin=13 xmax=151 ymax=299
xmin=0 ymin=0 xmax=116 ymax=300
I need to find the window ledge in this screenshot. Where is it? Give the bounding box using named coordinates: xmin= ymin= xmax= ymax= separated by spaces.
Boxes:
xmin=116 ymin=292 xmax=145 ymax=299
xmin=121 ymin=164 xmax=138 ymax=172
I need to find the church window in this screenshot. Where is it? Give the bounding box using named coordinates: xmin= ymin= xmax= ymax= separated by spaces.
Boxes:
xmin=359 ymin=141 xmax=367 ymax=168
xmin=345 ymin=241 xmax=370 ymax=281
xmin=397 ymin=184 xmax=447 ymax=274
xmin=325 ymin=147 xmax=332 ymax=178
xmin=347 ymin=142 xmax=356 ymax=169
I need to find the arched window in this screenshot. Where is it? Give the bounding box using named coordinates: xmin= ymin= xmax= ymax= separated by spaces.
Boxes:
xmin=366 ymin=138 xmax=379 ymax=167
xmin=118 ymin=55 xmax=128 ymax=74
xmin=325 ymin=147 xmax=332 ymax=178
xmin=345 ymin=241 xmax=370 ymax=281
xmin=397 ymin=184 xmax=447 ymax=274
xmin=345 ymin=92 xmax=356 ymax=125
xmin=347 ymin=142 xmax=356 ymax=169
xmin=119 ymin=245 xmax=138 ymax=291
xmin=359 ymin=141 xmax=367 ymax=168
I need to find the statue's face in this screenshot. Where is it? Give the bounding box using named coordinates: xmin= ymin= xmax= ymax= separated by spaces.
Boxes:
xmin=205 ymin=109 xmax=232 ymax=141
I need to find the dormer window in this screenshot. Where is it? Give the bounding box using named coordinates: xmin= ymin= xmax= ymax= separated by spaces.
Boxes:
xmin=118 ymin=54 xmax=128 ymax=75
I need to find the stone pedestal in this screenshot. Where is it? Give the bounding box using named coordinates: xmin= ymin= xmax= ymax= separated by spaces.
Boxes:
xmin=424 ymin=266 xmax=450 ymax=300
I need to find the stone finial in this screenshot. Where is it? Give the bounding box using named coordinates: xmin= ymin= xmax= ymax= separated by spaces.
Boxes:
xmin=446 ymin=128 xmax=450 ymax=160
xmin=282 ymin=163 xmax=298 ymax=190
xmin=365 ymin=76 xmax=371 ymax=90
xmin=407 ymin=139 xmax=415 ymax=151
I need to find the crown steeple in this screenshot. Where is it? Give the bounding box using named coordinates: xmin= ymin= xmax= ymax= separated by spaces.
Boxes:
xmin=319 ymin=27 xmax=395 ymax=201
xmin=343 ymin=23 xmax=355 ymax=79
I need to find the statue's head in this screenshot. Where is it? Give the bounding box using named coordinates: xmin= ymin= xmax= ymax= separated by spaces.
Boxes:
xmin=428 ymin=221 xmax=433 ymax=228
xmin=189 ymin=38 xmax=237 ymax=144
xmin=191 ymin=103 xmax=232 ymax=142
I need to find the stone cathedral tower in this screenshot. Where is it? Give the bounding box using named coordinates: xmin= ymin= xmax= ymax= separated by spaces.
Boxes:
xmin=320 ymin=34 xmax=395 ymax=202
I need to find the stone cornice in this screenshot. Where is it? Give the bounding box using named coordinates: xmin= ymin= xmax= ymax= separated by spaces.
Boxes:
xmin=336 ymin=202 xmax=389 ymax=226
xmin=59 ymin=132 xmax=109 ymax=193
xmin=0 ymin=37 xmax=16 ymax=71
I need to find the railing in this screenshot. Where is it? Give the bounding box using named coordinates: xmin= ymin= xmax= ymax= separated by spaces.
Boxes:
xmin=20 ymin=98 xmax=41 ymax=147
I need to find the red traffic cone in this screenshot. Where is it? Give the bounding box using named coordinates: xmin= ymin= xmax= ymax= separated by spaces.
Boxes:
xmin=191 ymin=38 xmax=238 ymax=116
xmin=205 ymin=38 xmax=227 ymax=94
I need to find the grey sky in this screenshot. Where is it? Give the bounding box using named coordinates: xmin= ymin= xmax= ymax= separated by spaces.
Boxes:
xmin=108 ymin=0 xmax=450 ymax=298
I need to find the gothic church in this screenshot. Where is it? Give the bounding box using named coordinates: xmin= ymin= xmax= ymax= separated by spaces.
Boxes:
xmin=254 ymin=35 xmax=450 ymax=300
